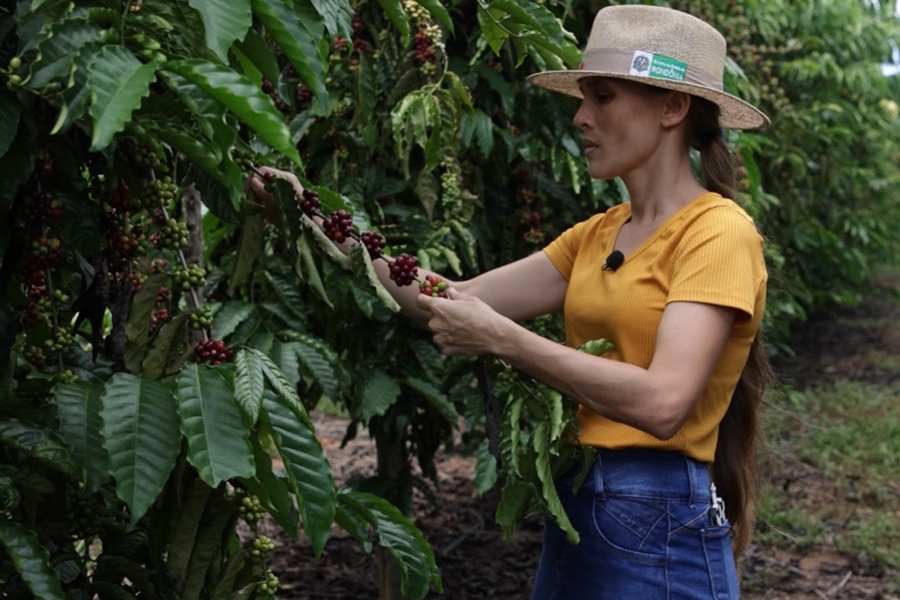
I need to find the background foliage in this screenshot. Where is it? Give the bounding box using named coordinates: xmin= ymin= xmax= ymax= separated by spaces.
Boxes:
xmin=1 ymin=0 xmax=898 ymax=598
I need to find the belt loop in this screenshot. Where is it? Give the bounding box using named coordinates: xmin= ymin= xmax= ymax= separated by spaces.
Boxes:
xmin=593 ymin=450 xmax=605 ymax=497
xmin=686 ymin=456 xmax=697 ymax=508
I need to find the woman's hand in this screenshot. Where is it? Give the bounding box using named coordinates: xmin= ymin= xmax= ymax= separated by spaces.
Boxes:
xmin=415 ymin=288 xmax=515 ymax=356
xmin=246 ymin=166 xmax=304 ymax=225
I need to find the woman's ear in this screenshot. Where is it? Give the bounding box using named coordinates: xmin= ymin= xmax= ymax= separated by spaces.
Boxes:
xmin=660 ymin=91 xmax=692 ymax=128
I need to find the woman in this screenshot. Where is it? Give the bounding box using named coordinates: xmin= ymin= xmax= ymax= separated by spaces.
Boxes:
xmin=252 ymin=5 xmax=770 ymax=598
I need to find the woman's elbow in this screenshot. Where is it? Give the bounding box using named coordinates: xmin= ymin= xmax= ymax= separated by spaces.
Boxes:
xmin=645 ymin=388 xmax=698 ymax=441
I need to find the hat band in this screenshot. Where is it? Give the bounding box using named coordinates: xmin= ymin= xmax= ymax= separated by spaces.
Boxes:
xmin=580 ymin=48 xmax=723 ymax=91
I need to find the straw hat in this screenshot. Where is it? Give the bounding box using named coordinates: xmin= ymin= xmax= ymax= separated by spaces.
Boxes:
xmin=527 ymin=5 xmax=769 ymax=130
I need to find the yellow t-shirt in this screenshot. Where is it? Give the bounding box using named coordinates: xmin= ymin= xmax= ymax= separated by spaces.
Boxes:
xmin=542 ymin=192 xmax=767 ymax=463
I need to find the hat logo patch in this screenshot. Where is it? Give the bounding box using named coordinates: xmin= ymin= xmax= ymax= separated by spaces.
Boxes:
xmin=630 ymin=50 xmax=687 ymax=82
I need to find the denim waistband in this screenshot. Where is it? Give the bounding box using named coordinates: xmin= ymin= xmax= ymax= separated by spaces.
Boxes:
xmin=562 ymin=448 xmax=712 ymax=506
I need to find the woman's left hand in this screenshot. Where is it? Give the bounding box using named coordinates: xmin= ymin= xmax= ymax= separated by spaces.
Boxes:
xmin=415 ymin=288 xmax=513 ymax=356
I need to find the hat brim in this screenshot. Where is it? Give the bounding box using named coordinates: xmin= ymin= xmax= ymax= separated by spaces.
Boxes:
xmin=527 ymin=70 xmax=770 ymax=130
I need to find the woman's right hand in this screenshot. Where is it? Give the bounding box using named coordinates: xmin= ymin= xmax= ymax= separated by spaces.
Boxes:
xmin=247 ymin=166 xmax=305 ymax=225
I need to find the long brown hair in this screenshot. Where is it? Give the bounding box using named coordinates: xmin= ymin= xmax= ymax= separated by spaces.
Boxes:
xmin=687 ymin=95 xmax=773 ymax=557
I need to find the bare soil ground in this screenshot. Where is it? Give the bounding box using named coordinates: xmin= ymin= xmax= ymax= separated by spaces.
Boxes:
xmin=268 ymin=293 xmax=900 ymax=599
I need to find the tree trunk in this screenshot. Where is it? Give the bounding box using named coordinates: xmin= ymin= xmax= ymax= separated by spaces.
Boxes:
xmin=374 ymin=419 xmax=411 ymax=600
xmin=182 ymin=184 xmax=204 ymax=345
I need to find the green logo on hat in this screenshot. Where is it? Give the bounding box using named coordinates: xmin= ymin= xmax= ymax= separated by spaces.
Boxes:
xmin=630 ymin=51 xmax=687 ymax=83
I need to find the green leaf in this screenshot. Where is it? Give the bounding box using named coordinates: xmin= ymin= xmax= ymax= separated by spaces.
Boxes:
xmin=182 ymin=494 xmax=237 ymax=600
xmin=163 ymin=59 xmax=302 ymax=166
xmin=239 ymin=437 xmax=299 ymax=538
xmin=233 ymin=28 xmax=280 ymax=86
xmin=471 ymin=109 xmax=494 ymax=157
xmin=404 ymin=377 xmax=456 ymax=425
xmin=355 ymin=369 xmax=400 ymax=423
xmin=291 ymin=339 xmax=339 ymax=400
xmin=334 ymin=503 xmax=372 ymax=552
xmin=295 ymin=236 xmax=333 ymax=308
xmin=27 ymin=17 xmax=103 ymax=89
xmin=0 ymin=519 xmax=65 ymax=600
xmin=228 ymin=212 xmax=265 ymax=294
xmin=250 ymin=0 xmax=327 ymax=106
xmin=212 ymin=301 xmax=256 ymax=340
xmin=140 ymin=313 xmax=190 ymax=380
xmin=88 ymin=45 xmax=158 ymax=151
xmin=375 ymin=0 xmax=410 ymax=45
xmin=349 ymin=243 xmax=401 ymax=313
xmin=124 ymin=273 xmax=170 ymax=373
xmin=234 ymin=349 xmax=265 ymax=424
xmin=474 ymin=437 xmax=497 ymax=495
xmin=0 ymin=419 xmax=78 ymax=478
xmin=51 ymin=42 xmax=103 ymax=135
xmin=52 ymin=382 xmax=108 ymax=493
xmin=307 ymin=0 xmax=354 ymax=39
xmin=533 ymin=421 xmax=578 ymax=543
xmin=270 ymin=340 xmax=302 ymax=388
xmin=495 ymin=481 xmax=532 ymax=541
xmin=415 ymin=0 xmax=453 ymax=33
xmin=415 ymin=171 xmax=439 ymax=221
xmin=167 ymin=478 xmax=212 ymax=584
xmin=337 ymin=489 xmax=442 ymax=596
xmin=264 ymin=271 xmax=307 ymax=320
xmin=101 ymin=374 xmax=181 ymax=526
xmin=261 ymin=393 xmax=336 ymax=557
xmin=188 ymin=0 xmax=251 ymax=63
xmin=0 ymin=92 xmax=22 ymax=160
xmin=499 ymin=396 xmax=523 ymax=477
xmin=577 ymin=338 xmax=615 ymax=356
xmin=175 ymin=363 xmax=256 ymax=488
xmin=149 ymin=121 xmax=222 ymax=174
xmin=249 ymin=349 xmax=310 ymax=424
xmin=477 ymin=3 xmax=508 ymax=55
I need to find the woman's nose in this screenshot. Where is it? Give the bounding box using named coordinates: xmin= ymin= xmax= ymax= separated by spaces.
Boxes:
xmin=572 ymin=100 xmax=591 ymax=130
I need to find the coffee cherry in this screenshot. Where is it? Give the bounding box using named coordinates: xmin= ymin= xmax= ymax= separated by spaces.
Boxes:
xmin=174 ymin=264 xmax=206 ymax=291
xmin=322 ymin=209 xmax=354 ymax=243
xmin=189 ymin=306 xmax=213 ymax=330
xmin=250 ymin=535 xmax=275 ymax=560
xmin=419 ymin=274 xmax=449 ymax=298
xmin=388 ymin=253 xmax=418 ymax=287
xmin=360 ymin=231 xmax=386 ymax=259
xmin=259 ymin=571 xmax=279 ymax=598
xmin=300 ymin=188 xmax=321 ymax=217
xmin=238 ymin=493 xmax=266 ymax=524
xmin=46 ymin=327 xmax=75 ymax=352
xmin=9 ymin=56 xmax=21 ymax=71
xmin=24 ymin=346 xmax=45 ymax=369
xmin=159 ymin=218 xmax=189 ymax=249
xmin=193 ymin=338 xmax=231 ymax=365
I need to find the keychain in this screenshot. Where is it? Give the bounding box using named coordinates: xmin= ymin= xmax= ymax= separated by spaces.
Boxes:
xmin=709 ymin=483 xmax=727 ymax=527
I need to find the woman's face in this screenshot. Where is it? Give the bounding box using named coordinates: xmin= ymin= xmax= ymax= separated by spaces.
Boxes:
xmin=573 ymin=77 xmax=673 ymax=180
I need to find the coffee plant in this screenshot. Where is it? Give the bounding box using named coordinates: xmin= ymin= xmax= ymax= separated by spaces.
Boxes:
xmin=1 ymin=0 xmax=899 ymax=598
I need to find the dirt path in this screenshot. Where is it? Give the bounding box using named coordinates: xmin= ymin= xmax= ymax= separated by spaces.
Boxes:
xmin=268 ymin=294 xmax=900 ymax=599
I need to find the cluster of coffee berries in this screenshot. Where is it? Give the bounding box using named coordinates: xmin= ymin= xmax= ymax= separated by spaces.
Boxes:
xmin=300 ymin=188 xmax=322 ymax=217
xmin=67 ymin=490 xmax=104 ymax=539
xmin=24 ymin=346 xmax=45 ymax=369
xmin=361 ymin=231 xmax=386 ymax=259
xmin=735 ymin=151 xmax=751 ymax=192
xmin=419 ymin=274 xmax=449 ymax=298
xmin=388 ymin=253 xmax=418 ymax=287
xmin=29 ymin=237 xmax=64 ymax=268
xmin=20 ymin=274 xmax=48 ymax=327
xmin=6 ymin=56 xmax=23 ymax=90
xmin=238 ymin=494 xmax=266 ymax=525
xmin=250 ymin=535 xmax=276 ymax=560
xmin=440 ymin=156 xmax=462 ymax=208
xmin=193 ymin=338 xmax=231 ymax=365
xmin=150 ymin=258 xmax=169 ymax=274
xmin=23 ymin=192 xmax=62 ymax=222
xmin=124 ymin=270 xmax=147 ymax=292
xmin=149 ymin=308 xmax=168 ymax=335
xmin=141 ymin=176 xmax=176 ymax=209
xmin=46 ymin=328 xmax=75 ymax=352
xmin=262 ymin=79 xmax=289 ymax=114
xmin=405 ymin=0 xmax=443 ymax=75
xmin=190 ymin=306 xmax=213 ymax=330
xmin=322 ymin=209 xmax=354 ymax=244
xmin=259 ymin=571 xmax=279 ymax=598
xmin=133 ymin=142 xmax=163 ymax=169
xmin=158 ymin=218 xmax=189 ymax=249
xmin=174 ymin=264 xmax=206 ymax=291
xmin=59 ymin=369 xmax=78 ymax=383
xmin=109 ymin=222 xmax=147 ymax=260
xmin=295 ymin=84 xmax=313 ymax=107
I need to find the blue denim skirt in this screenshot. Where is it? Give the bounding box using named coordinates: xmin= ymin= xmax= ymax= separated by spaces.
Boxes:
xmin=531 ymin=449 xmax=740 ymax=600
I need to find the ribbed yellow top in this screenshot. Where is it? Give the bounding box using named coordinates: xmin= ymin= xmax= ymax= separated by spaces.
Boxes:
xmin=543 ymin=193 xmax=767 ymax=463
